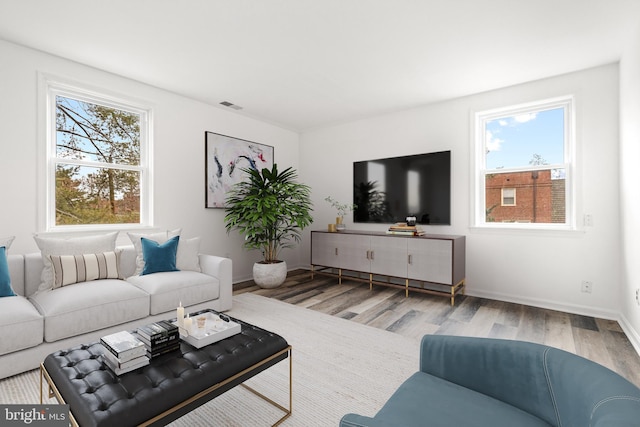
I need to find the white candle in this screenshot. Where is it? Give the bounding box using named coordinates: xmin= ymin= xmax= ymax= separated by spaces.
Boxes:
xmin=183 ymin=314 xmax=192 ymax=335
xmin=176 ymin=301 xmax=184 ymax=328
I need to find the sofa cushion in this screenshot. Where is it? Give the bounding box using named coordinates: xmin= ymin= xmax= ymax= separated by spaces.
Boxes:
xmin=176 ymin=237 xmax=201 ymax=272
xmin=0 ymin=247 xmax=16 ymax=297
xmin=127 ymin=271 xmax=219 ymax=315
xmin=374 ymin=371 xmax=551 ymax=427
xmin=34 ymin=232 xmax=118 ymax=293
xmin=29 ymin=279 xmax=150 ymax=342
xmin=50 ymin=250 xmax=121 ymax=288
xmin=141 ymin=236 xmax=179 ymax=275
xmin=0 ymin=295 xmax=44 ymax=355
xmin=128 ymin=229 xmax=181 ymax=276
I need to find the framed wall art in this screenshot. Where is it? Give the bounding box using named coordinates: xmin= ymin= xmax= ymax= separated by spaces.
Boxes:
xmin=205 ymin=132 xmax=274 ymax=208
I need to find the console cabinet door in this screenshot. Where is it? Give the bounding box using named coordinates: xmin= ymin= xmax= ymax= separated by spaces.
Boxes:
xmin=311 ymin=232 xmax=341 ymax=268
xmin=407 ymin=238 xmax=453 ymax=284
xmin=369 ymin=235 xmax=408 ymax=277
xmin=338 ymin=234 xmax=371 ymax=271
xmin=312 ymin=232 xmax=371 ymax=271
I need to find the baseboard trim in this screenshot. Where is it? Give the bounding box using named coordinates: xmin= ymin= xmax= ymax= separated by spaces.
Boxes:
xmin=466 ymin=289 xmax=619 ymax=320
xmin=618 ymin=314 xmax=640 ymax=357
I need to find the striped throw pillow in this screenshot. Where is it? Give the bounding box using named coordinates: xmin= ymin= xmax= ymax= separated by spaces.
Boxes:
xmin=49 ymin=251 xmax=121 ymax=288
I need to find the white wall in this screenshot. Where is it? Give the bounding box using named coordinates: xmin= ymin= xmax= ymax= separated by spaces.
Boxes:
xmin=300 ymin=64 xmax=621 ymax=320
xmin=0 ymin=39 xmax=300 ymax=282
xmin=619 ymin=28 xmax=640 ymax=351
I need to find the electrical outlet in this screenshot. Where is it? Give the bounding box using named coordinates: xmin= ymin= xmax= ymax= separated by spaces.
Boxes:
xmin=583 ymin=214 xmax=594 ymax=227
xmin=581 ymin=281 xmax=593 ymax=293
xmin=636 ymin=289 xmax=640 ymax=306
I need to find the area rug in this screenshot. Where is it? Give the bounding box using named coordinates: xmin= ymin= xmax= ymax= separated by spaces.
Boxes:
xmin=0 ymin=293 xmax=421 ymax=426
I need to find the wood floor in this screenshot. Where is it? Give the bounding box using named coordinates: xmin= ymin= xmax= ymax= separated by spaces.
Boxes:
xmin=234 ymin=269 xmax=640 ymax=387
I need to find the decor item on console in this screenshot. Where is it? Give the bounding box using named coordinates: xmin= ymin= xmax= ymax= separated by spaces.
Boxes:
xmin=325 ymin=196 xmax=356 ymax=232
xmin=224 ymin=164 xmax=313 ymax=288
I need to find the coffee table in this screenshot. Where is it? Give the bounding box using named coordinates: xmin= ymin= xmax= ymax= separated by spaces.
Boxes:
xmin=39 ymin=309 xmax=292 ymax=427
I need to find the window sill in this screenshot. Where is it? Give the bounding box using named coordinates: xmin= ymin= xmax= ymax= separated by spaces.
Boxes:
xmin=469 ymin=224 xmax=586 ymax=237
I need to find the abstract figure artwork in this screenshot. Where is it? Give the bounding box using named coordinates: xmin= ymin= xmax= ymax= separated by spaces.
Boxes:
xmin=205 ymin=132 xmax=274 ymax=208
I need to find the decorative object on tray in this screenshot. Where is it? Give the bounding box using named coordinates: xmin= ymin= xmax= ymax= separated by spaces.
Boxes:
xmin=174 ymin=311 xmax=241 ymax=349
xmin=176 ymin=301 xmax=185 ymax=328
xmin=325 ymin=196 xmax=356 ymax=231
xmin=205 ymin=131 xmax=274 ymax=209
xmin=224 ymin=164 xmax=313 ymax=288
xmin=386 ymin=222 xmax=426 ymax=236
xmin=137 ymin=320 xmax=180 ymax=358
xmin=100 ymin=331 xmax=149 ymax=375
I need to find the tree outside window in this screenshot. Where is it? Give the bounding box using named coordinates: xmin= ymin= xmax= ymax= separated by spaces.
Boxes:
xmin=49 ymin=90 xmax=149 ymax=228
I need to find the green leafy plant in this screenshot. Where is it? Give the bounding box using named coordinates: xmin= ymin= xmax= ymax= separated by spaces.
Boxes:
xmin=224 ymin=164 xmax=313 ymax=263
xmin=325 ymin=196 xmax=357 ymax=218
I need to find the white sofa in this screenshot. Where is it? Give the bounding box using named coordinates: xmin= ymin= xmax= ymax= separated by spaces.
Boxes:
xmin=0 ymin=246 xmax=232 ymax=379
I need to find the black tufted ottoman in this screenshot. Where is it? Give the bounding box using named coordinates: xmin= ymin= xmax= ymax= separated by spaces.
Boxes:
xmin=40 ymin=310 xmax=291 ymax=427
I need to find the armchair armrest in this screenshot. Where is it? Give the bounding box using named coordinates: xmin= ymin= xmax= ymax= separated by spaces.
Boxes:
xmin=419 ymin=335 xmax=556 ymax=424
xmin=419 ymin=335 xmax=640 ymax=426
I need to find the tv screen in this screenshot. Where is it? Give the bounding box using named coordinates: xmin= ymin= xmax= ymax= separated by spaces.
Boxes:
xmin=353 ymin=150 xmax=451 ymax=225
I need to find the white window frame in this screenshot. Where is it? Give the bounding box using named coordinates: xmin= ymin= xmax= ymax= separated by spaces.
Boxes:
xmin=472 ymin=96 xmax=576 ymax=231
xmin=41 ymin=76 xmax=153 ymax=231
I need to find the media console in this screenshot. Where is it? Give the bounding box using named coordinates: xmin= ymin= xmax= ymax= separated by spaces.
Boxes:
xmin=310 ymin=230 xmax=465 ymax=305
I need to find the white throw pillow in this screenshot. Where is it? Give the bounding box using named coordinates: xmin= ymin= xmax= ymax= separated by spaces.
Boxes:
xmin=176 ymin=237 xmax=201 ymax=272
xmin=34 ymin=232 xmax=119 ymax=292
xmin=0 ymin=236 xmax=15 ymax=252
xmin=128 ymin=229 xmax=181 ymax=275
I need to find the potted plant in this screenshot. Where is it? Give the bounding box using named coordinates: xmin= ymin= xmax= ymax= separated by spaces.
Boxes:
xmin=325 ymin=196 xmax=356 ymax=230
xmin=224 ymin=164 xmax=313 ymax=288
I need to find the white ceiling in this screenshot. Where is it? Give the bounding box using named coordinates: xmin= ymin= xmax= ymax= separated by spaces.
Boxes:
xmin=1 ymin=0 xmax=638 ymax=131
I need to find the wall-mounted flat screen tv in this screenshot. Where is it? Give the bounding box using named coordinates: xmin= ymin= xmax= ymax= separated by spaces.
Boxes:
xmin=353 ymin=150 xmax=451 ymax=225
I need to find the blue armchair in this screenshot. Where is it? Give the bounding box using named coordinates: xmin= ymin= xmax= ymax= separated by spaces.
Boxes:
xmin=340 ymin=335 xmax=640 ymax=427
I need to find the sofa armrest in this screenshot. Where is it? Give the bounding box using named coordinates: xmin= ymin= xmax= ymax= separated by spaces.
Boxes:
xmin=340 ymin=414 xmax=394 ymax=427
xmin=199 ymin=254 xmax=232 ymax=311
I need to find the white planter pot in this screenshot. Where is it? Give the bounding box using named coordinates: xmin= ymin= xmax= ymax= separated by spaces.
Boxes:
xmin=253 ymin=261 xmax=287 ymax=288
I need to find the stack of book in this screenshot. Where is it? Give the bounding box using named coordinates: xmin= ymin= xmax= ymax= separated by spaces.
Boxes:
xmin=137 ymin=320 xmax=180 ymax=358
xmin=386 ymin=222 xmax=426 ymax=236
xmin=100 ymin=331 xmax=149 ymax=375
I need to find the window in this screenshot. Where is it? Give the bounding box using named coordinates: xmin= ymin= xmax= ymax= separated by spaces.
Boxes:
xmin=474 ymin=96 xmax=574 ymax=229
xmin=501 ymin=188 xmax=516 ymax=206
xmin=45 ymin=80 xmax=151 ymax=230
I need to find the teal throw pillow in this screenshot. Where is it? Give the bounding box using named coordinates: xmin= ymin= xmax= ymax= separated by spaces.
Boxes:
xmin=0 ymin=246 xmax=16 ymax=297
xmin=141 ymin=236 xmax=180 ymax=275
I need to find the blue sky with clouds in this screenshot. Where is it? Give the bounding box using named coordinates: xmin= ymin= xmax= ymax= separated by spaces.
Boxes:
xmin=485 ymin=107 xmax=564 ymax=170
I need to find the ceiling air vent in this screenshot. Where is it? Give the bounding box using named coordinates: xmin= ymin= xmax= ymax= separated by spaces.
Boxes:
xmin=220 ymin=101 xmax=243 ymax=110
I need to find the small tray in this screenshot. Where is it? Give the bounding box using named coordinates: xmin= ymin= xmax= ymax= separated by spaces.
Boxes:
xmin=173 ymin=312 xmax=241 ymax=349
